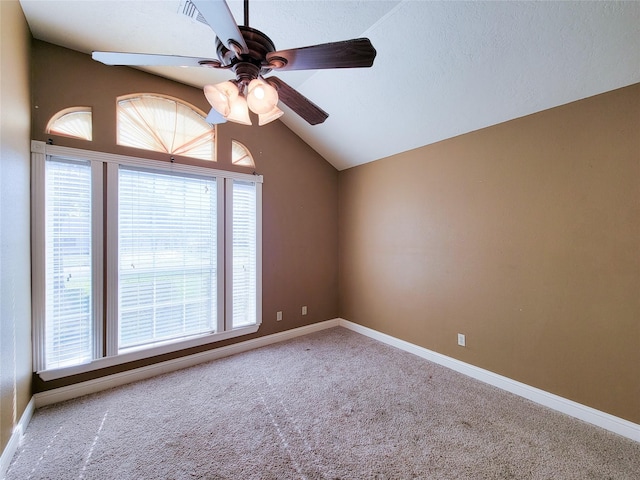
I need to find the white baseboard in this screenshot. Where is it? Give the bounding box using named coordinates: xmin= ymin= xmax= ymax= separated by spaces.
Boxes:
xmin=34 ymin=319 xmax=340 ymax=408
xmin=338 ymin=318 xmax=639 ymax=443
xmin=0 ymin=397 xmax=35 ymax=480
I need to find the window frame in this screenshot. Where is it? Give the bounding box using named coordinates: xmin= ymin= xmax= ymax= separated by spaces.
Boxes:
xmin=31 ymin=140 xmax=262 ymax=381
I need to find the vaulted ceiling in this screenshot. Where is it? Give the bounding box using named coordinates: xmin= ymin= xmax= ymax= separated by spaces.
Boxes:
xmin=19 ymin=1 xmax=640 ymax=170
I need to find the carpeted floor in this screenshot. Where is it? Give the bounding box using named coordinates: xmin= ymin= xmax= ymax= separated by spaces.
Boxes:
xmin=6 ymin=327 xmax=640 ymax=479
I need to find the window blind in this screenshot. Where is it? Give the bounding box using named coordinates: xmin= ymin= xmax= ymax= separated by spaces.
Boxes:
xmin=46 ymin=109 xmax=93 ymax=141
xmin=118 ymin=168 xmax=217 ymax=350
xmin=45 ymin=159 xmax=93 ymax=369
xmin=232 ymin=180 xmax=257 ymax=328
xmin=117 ymin=95 xmax=214 ymax=161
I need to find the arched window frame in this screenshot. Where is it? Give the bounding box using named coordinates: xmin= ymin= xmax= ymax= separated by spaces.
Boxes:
xmin=116 ymin=93 xmax=216 ymax=162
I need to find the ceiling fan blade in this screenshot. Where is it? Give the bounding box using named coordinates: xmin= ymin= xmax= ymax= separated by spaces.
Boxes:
xmin=266 ymin=77 xmax=328 ymax=125
xmin=267 ymin=38 xmax=376 ymax=71
xmin=92 ymin=51 xmax=218 ymax=67
xmin=192 ymin=0 xmax=248 ymax=54
xmin=206 ymin=108 xmax=227 ymax=125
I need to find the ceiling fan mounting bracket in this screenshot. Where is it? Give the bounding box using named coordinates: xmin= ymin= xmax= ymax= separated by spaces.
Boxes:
xmin=227 ymin=39 xmax=245 ymax=57
xmin=267 ymin=56 xmax=288 ymax=69
xmin=198 ymin=59 xmax=227 ymax=69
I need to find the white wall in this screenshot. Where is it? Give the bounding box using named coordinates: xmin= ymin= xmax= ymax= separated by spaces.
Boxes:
xmin=0 ymin=0 xmax=33 ymax=459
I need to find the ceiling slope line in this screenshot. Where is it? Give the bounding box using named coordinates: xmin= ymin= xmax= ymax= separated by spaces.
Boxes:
xmin=288 ymin=0 xmax=406 ymax=100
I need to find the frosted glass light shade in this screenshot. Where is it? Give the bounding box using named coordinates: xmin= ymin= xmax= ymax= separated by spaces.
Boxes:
xmin=204 ymin=81 xmax=239 ymax=117
xmin=227 ymin=95 xmax=252 ymax=126
xmin=247 ymin=79 xmax=279 ymax=115
xmin=258 ymin=105 xmax=284 ymax=126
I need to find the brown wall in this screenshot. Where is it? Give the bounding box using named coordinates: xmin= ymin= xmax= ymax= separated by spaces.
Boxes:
xmin=0 ymin=0 xmax=33 ymax=455
xmin=338 ymin=83 xmax=640 ymax=423
xmin=30 ymin=40 xmax=338 ymax=392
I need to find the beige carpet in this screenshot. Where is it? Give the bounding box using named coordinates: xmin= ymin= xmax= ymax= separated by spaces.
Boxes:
xmin=6 ymin=327 xmax=639 ymax=479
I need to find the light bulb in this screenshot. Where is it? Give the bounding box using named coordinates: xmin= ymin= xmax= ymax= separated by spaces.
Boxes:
xmin=247 ymin=79 xmax=278 ymax=115
xmin=253 ymin=86 xmax=265 ymax=100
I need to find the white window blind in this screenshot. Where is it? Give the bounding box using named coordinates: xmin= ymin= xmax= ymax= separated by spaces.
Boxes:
xmin=231 ymin=180 xmax=257 ymax=328
xmin=118 ymin=168 xmax=218 ymax=350
xmin=44 ymin=159 xmax=93 ymax=369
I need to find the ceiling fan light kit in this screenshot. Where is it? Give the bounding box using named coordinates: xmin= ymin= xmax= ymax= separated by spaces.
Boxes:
xmin=92 ymin=0 xmax=377 ymax=127
xmin=204 ymin=81 xmax=238 ymax=117
xmin=204 ymin=77 xmax=280 ymax=126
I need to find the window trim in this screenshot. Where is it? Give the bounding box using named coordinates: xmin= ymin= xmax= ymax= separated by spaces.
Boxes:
xmin=31 ymin=141 xmax=263 ymax=381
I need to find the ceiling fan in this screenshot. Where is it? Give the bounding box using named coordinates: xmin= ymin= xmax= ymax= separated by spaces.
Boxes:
xmin=92 ymin=0 xmax=377 ymax=126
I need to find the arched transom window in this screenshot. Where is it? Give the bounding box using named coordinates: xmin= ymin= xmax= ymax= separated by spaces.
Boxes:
xmin=232 ymin=140 xmax=255 ymax=168
xmin=46 ymin=107 xmax=93 ymax=141
xmin=117 ymin=94 xmax=215 ymax=161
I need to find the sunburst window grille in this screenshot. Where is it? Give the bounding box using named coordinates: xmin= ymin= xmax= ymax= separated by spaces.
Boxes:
xmin=46 ymin=107 xmax=93 ymax=141
xmin=117 ymin=94 xmax=215 ymax=161
xmin=231 ymin=140 xmax=255 ymax=167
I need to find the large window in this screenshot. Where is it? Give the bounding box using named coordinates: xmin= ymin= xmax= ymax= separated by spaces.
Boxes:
xmin=31 ymin=142 xmax=262 ymax=378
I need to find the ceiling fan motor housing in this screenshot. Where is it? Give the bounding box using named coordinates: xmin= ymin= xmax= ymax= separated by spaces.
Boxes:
xmin=216 ymin=26 xmax=279 ymax=85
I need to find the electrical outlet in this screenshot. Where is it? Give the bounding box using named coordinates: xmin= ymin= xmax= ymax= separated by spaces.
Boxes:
xmin=276 ymin=311 xmax=283 ymax=321
xmin=457 ymin=333 xmax=466 ymax=347
xmin=302 ymin=306 xmax=307 ymax=315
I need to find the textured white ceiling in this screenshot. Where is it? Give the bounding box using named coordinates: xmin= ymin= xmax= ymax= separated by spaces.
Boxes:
xmin=19 ymin=1 xmax=640 ymax=170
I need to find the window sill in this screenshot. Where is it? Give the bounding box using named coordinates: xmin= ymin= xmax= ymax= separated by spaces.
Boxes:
xmin=37 ymin=323 xmax=260 ymax=382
